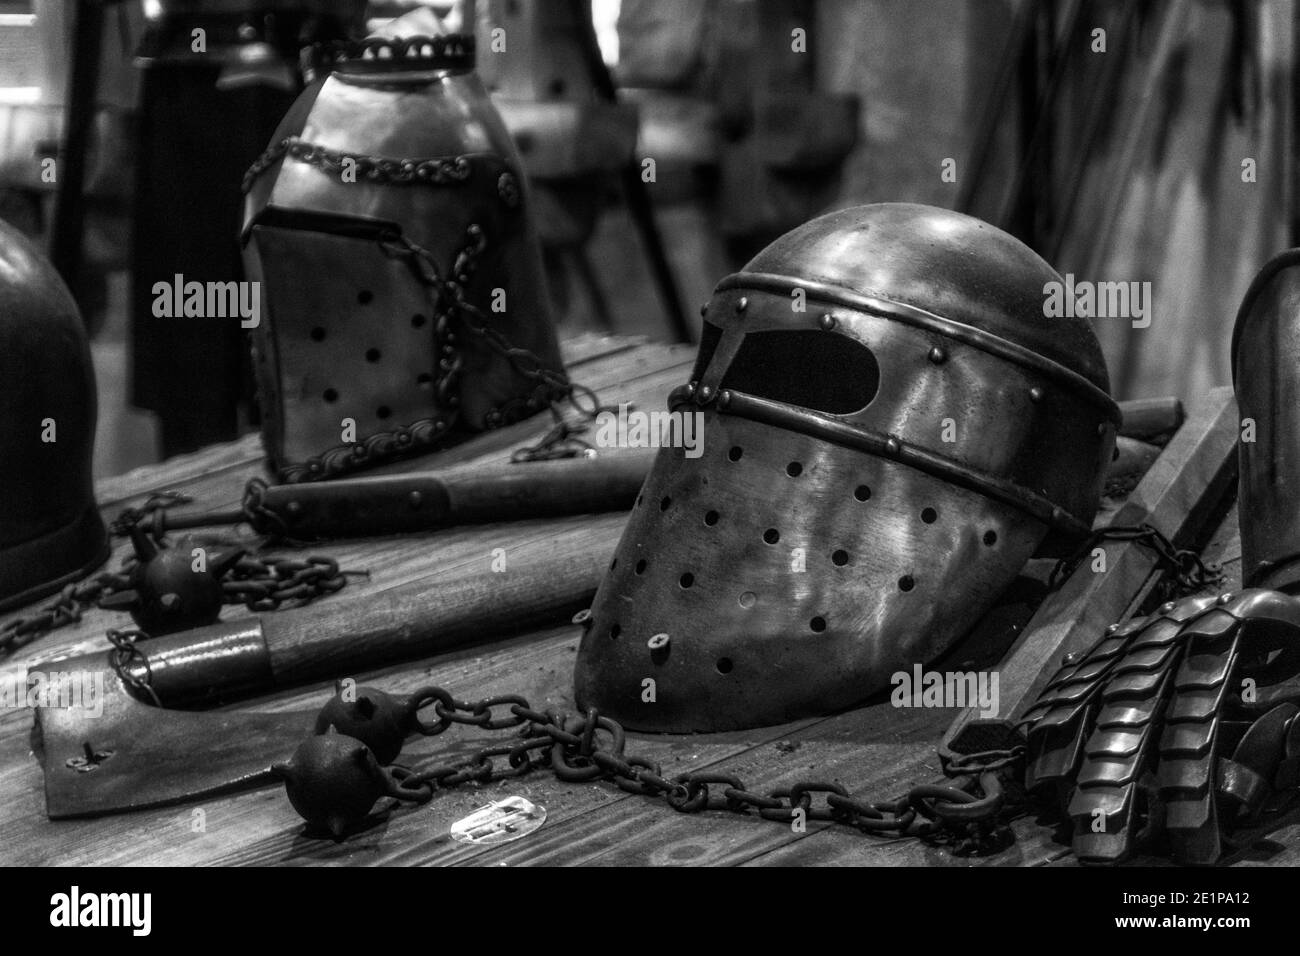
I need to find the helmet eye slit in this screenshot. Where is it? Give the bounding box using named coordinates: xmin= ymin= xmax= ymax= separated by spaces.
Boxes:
xmin=717 ymin=329 xmax=879 ymax=414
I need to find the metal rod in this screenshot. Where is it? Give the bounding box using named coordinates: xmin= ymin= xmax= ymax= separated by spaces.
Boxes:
xmin=567 ymin=0 xmax=693 ymax=342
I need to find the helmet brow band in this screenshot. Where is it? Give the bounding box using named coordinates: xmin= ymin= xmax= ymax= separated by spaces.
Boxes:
xmin=718 ymin=272 xmax=1121 ymax=424
xmin=680 ymin=387 xmax=1091 ymax=538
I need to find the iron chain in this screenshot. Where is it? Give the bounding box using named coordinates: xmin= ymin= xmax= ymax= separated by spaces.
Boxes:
xmin=387 ymin=230 xmax=608 ymax=462
xmin=221 ymin=554 xmax=356 ymax=612
xmin=0 ymin=572 xmax=131 ymax=657
xmin=1 ymin=494 xmax=357 ymax=654
xmin=369 ymin=689 xmax=1020 ymax=850
xmin=1049 ymin=522 xmax=1222 ymax=600
xmin=0 ymin=490 xmax=194 ymax=655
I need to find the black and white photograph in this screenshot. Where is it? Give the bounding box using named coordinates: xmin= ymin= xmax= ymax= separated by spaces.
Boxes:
xmin=0 ymin=0 xmax=1294 ymax=926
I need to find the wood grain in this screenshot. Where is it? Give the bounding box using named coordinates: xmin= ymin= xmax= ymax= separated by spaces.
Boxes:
xmin=0 ymin=340 xmax=1258 ymax=867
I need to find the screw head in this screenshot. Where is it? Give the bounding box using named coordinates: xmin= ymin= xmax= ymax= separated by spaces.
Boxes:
xmin=819 ymin=313 xmax=836 ymax=331
xmin=1029 ymin=386 xmax=1044 ymax=403
xmin=928 ymin=346 xmax=947 ymax=364
xmin=648 ymin=632 xmax=671 ymax=663
xmin=735 ymin=296 xmax=749 ymax=313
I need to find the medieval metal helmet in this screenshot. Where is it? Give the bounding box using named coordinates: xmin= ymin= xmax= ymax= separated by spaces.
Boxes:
xmin=575 ymin=203 xmax=1120 ymax=732
xmin=242 ymin=31 xmax=567 ymax=483
xmin=1232 ymin=247 xmax=1300 ymax=593
xmin=0 ymin=218 xmax=109 ymax=613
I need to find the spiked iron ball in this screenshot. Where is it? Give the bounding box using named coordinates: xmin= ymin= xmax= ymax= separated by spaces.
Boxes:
xmin=314 ymin=685 xmax=414 ymax=765
xmin=98 ymin=529 xmax=244 ymax=635
xmin=273 ymin=733 xmax=398 ymax=840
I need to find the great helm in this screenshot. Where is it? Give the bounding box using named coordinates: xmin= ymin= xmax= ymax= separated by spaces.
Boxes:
xmin=575 ymin=203 xmax=1120 ymax=731
xmin=0 ymin=218 xmax=109 ymax=612
xmin=242 ymin=31 xmax=566 ymax=482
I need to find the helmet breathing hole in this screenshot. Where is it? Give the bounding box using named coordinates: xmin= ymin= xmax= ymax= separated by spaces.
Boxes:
xmin=738 ymin=591 xmax=757 ymax=608
xmin=411 ymin=313 xmax=427 ymax=328
xmin=636 ymin=494 xmax=644 ymax=507
xmin=809 ymin=616 xmax=827 ymax=633
xmin=417 ymin=373 xmax=433 ymax=388
xmin=635 ymin=559 xmax=647 ymax=575
xmin=831 ymin=549 xmax=849 ymax=566
xmin=983 ymin=530 xmax=998 ymax=546
xmin=899 ymin=575 xmax=915 ymax=592
xmin=854 ymin=485 xmax=871 ymax=501
xmin=310 ymin=327 xmax=326 ymax=342
xmin=716 ymin=657 xmax=734 ymax=675
xmin=376 ymin=405 xmax=392 ymax=420
xmin=365 ymin=348 xmax=381 ymax=363
xmin=921 ymin=507 xmax=938 ymax=524
xmin=659 ymin=496 xmax=672 ymax=511
xmin=679 ymin=572 xmax=695 ymax=589
xmin=704 ymin=510 xmax=720 ymax=526
xmin=323 ymin=389 xmax=339 ymax=403
xmin=610 ymin=623 xmax=621 ymax=639
xmin=728 ymin=446 xmax=743 ymax=462
xmin=610 ymin=558 xmax=618 ymax=571
xmin=357 ymin=290 xmax=374 ymax=305
xmin=763 ymin=528 xmax=780 ymax=545
xmin=786 ymin=461 xmax=803 ymax=477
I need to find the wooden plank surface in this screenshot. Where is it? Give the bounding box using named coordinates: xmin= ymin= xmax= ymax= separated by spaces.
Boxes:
xmin=0 ymin=336 xmax=1263 ymax=867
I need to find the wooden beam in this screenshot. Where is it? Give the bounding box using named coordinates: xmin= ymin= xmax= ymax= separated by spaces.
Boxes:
xmin=950 ymin=384 xmax=1238 ymax=737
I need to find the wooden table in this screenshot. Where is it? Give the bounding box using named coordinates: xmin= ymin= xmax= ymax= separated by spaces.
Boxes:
xmin=1 ymin=333 xmax=1292 ymax=866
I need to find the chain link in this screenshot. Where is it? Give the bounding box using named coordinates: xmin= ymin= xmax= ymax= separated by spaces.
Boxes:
xmin=242 ymin=137 xmax=476 ymax=195
xmin=221 ymin=554 xmax=359 ymax=612
xmin=1049 ymin=522 xmax=1222 ymax=600
xmin=106 ymin=627 xmax=161 ymax=706
xmin=108 ymin=492 xmax=193 ymax=536
xmin=1 ymin=494 xmax=358 ymax=654
xmin=0 ymin=489 xmax=193 ymax=655
xmin=0 ymin=572 xmax=132 ymax=657
xmin=363 ymin=690 xmax=1020 ymax=851
xmin=385 ymin=229 xmax=610 ymax=462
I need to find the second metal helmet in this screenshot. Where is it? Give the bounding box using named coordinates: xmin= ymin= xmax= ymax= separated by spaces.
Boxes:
xmin=0 ymin=218 xmax=109 ymax=613
xmin=242 ymin=31 xmax=567 ymax=482
xmin=575 ymin=203 xmax=1119 ymax=731
xmin=1232 ymin=248 xmax=1300 ymax=594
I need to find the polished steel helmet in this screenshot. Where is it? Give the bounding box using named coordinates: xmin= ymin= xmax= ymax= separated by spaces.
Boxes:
xmin=0 ymin=219 xmax=109 ymax=612
xmin=575 ymin=203 xmax=1120 ymax=731
xmin=242 ymin=29 xmax=566 ymax=482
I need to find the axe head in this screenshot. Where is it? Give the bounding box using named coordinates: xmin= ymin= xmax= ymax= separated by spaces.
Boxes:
xmin=34 ymin=650 xmax=316 ymax=818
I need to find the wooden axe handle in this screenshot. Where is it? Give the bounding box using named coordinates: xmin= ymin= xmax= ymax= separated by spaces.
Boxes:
xmin=160 ymin=453 xmax=655 ymax=538
xmin=126 ymin=514 xmax=627 ymax=704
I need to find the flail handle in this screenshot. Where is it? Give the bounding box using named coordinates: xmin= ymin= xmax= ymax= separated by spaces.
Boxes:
xmin=130 ymin=513 xmax=627 ymax=704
